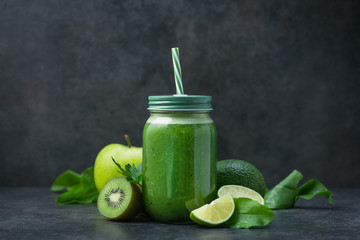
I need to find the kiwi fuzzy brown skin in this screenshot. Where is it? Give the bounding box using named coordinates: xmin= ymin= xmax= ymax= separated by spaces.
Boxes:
xmin=108 ymin=182 xmax=143 ymax=221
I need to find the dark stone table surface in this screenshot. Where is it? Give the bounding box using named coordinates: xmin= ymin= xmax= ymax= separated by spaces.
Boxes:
xmin=0 ymin=188 xmax=359 ymax=240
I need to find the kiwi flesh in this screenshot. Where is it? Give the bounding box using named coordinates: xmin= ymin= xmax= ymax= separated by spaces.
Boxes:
xmin=97 ymin=177 xmax=142 ymax=221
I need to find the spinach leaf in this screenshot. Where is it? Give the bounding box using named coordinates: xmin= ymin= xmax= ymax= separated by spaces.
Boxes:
xmin=51 ymin=170 xmax=81 ymax=192
xmin=265 ymin=170 xmax=334 ymax=209
xmin=297 ymin=179 xmax=334 ymax=204
xmin=54 ymin=167 xmax=99 ymax=204
xmin=224 ymin=198 xmax=274 ymax=229
xmin=265 ymin=170 xmax=303 ymax=209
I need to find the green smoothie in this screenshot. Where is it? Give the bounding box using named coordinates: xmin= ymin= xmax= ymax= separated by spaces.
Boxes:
xmin=142 ymin=112 xmax=217 ymax=223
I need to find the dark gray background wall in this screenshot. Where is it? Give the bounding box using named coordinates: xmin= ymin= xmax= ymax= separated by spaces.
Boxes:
xmin=0 ymin=0 xmax=359 ymax=188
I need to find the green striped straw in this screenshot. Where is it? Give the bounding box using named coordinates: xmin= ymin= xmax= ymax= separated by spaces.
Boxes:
xmin=171 ymin=47 xmax=184 ymax=95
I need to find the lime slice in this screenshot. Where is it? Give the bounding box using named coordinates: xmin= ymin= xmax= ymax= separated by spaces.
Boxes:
xmin=217 ymin=185 xmax=265 ymax=205
xmin=190 ymin=193 xmax=235 ymax=226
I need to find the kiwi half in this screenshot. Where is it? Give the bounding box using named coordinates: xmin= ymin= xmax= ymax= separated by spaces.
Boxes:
xmin=97 ymin=177 xmax=142 ymax=221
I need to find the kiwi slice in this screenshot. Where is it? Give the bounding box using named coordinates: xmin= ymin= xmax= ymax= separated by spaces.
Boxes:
xmin=97 ymin=177 xmax=142 ymax=221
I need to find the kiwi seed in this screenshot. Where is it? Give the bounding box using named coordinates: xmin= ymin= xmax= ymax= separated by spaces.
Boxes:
xmin=105 ymin=187 xmax=125 ymax=207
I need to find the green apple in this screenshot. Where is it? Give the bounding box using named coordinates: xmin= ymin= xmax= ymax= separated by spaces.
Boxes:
xmin=94 ymin=135 xmax=142 ymax=191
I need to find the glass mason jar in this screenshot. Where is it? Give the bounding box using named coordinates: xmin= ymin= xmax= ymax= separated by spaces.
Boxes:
xmin=142 ymin=95 xmax=217 ymax=223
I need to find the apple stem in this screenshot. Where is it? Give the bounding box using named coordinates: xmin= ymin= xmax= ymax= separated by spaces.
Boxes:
xmin=124 ymin=134 xmax=132 ymax=148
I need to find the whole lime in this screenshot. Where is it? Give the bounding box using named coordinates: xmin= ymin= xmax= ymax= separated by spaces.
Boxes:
xmin=217 ymin=159 xmax=266 ymax=197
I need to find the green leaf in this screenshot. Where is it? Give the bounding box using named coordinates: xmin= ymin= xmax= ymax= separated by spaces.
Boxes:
xmin=224 ymin=198 xmax=274 ymax=229
xmin=136 ymin=162 xmax=142 ymax=173
xmin=264 ymin=170 xmax=303 ymax=209
xmin=112 ymin=157 xmax=128 ymax=177
xmin=125 ymin=164 xmax=132 ymax=173
xmin=80 ymin=167 xmax=96 ymax=185
xmin=264 ymin=170 xmax=335 ymax=210
xmin=112 ymin=158 xmax=142 ymax=186
xmin=51 ymin=170 xmax=81 ymax=192
xmin=55 ymin=167 xmax=98 ymax=204
xmin=129 ymin=164 xmax=138 ymax=180
xmin=297 ymin=179 xmax=334 ymax=204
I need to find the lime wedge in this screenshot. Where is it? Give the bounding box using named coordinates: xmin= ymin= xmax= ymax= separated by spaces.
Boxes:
xmin=190 ymin=193 xmax=235 ymax=226
xmin=217 ymin=185 xmax=265 ymax=205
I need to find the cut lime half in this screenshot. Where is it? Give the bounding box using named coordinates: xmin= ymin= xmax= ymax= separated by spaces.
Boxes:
xmin=190 ymin=193 xmax=235 ymax=227
xmin=218 ymin=185 xmax=265 ymax=205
